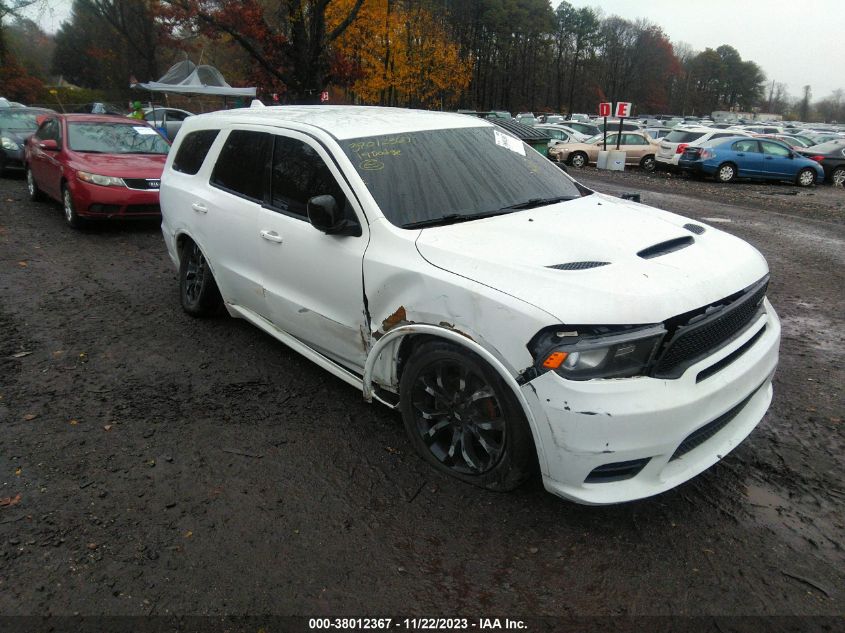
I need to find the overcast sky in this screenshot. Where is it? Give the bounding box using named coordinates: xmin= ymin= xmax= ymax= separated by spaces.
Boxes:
xmin=21 ymin=0 xmax=845 ymax=101
xmin=560 ymin=0 xmax=845 ymax=101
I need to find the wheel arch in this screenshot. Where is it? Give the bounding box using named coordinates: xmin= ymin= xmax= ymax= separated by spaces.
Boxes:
xmin=363 ymin=324 xmax=550 ymax=475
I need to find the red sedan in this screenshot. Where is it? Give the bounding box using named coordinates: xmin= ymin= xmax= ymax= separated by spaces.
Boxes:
xmin=24 ymin=114 xmax=170 ymax=228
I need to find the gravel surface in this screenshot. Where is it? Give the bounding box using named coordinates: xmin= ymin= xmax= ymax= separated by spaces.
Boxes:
xmin=0 ymin=169 xmax=843 ymax=620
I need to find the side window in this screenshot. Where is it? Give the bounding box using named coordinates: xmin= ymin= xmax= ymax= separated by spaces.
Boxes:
xmin=144 ymin=111 xmax=157 ymax=121
xmin=761 ymin=141 xmax=790 ymax=157
xmin=210 ymin=130 xmax=272 ymax=201
xmin=733 ymin=140 xmax=760 ymax=153
xmin=36 ymin=119 xmax=62 ymax=146
xmin=711 ymin=133 xmax=732 ymax=139
xmin=624 ymin=134 xmax=646 ymax=145
xmin=173 ymin=129 xmax=220 ymax=175
xmin=604 ymin=134 xmax=619 ymax=145
xmin=34 ymin=119 xmax=52 ymax=141
xmin=269 ymin=136 xmax=346 ymax=219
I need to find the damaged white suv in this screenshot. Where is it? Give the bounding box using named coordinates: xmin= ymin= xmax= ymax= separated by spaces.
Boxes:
xmin=160 ymin=105 xmax=780 ymax=504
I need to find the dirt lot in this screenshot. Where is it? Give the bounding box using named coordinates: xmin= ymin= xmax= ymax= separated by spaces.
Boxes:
xmin=0 ymin=168 xmax=843 ymax=623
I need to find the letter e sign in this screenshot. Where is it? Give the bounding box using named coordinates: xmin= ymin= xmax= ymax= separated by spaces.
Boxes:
xmin=615 ymin=102 xmax=632 ymax=117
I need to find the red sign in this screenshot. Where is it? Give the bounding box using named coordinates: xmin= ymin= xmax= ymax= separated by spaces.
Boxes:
xmin=598 ymin=102 xmax=612 ymax=117
xmin=320 ymin=91 xmax=329 ymax=103
xmin=615 ymin=102 xmax=632 ymax=118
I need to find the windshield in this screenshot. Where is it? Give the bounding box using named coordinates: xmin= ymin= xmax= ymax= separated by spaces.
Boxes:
xmin=342 ymin=127 xmax=583 ymax=228
xmin=0 ymin=109 xmax=50 ymax=131
xmin=68 ymin=122 xmax=170 ymax=154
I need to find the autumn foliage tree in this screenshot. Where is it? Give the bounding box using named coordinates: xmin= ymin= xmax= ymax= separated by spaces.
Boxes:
xmin=160 ymin=0 xmax=366 ymax=102
xmin=328 ymin=0 xmax=471 ymax=108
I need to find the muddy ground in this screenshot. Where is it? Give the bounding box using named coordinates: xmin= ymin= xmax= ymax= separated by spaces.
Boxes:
xmin=0 ymin=168 xmax=843 ymax=623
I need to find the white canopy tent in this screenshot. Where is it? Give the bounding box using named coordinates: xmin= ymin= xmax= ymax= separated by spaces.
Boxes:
xmin=132 ymin=60 xmax=256 ymax=97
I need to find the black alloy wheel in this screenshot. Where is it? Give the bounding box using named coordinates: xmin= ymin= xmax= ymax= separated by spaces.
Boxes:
xmin=400 ymin=341 xmax=535 ymax=490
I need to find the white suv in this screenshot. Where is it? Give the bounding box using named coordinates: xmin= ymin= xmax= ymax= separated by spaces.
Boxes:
xmin=159 ymin=105 xmax=780 ymax=505
xmin=656 ymin=126 xmax=752 ymax=170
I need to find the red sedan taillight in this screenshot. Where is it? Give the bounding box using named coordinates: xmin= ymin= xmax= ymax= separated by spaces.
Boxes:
xmin=808 ymin=155 xmax=825 ymax=163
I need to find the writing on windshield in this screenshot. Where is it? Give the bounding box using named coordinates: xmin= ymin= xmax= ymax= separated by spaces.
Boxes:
xmin=343 ymin=127 xmax=581 ymax=228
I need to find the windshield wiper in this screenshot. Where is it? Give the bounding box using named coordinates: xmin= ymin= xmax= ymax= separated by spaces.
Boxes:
xmin=500 ymin=195 xmax=577 ymax=210
xmin=402 ymin=209 xmax=514 ymax=229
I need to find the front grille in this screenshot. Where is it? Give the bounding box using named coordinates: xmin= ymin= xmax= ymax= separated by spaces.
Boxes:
xmin=88 ymin=204 xmax=121 ymax=214
xmin=651 ymin=277 xmax=768 ymax=379
xmin=125 ymin=204 xmax=161 ymax=214
xmin=124 ymin=178 xmax=160 ymax=190
xmin=585 ymin=458 xmax=651 ymax=483
xmin=670 ymin=384 xmax=761 ymax=461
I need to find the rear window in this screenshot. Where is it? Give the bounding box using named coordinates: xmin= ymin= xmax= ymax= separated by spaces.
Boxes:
xmin=173 ymin=130 xmax=220 ymax=175
xmin=665 ymin=131 xmax=706 ymax=144
xmin=210 ymin=130 xmax=272 ymax=202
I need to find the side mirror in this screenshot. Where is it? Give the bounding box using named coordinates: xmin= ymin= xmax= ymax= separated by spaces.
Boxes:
xmin=307 ymin=195 xmax=361 ymax=237
xmin=38 ymin=139 xmax=59 ymax=151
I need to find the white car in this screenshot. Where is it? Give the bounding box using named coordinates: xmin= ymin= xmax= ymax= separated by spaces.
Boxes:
xmin=656 ymin=126 xmax=752 ymax=170
xmin=159 ymin=105 xmax=780 ymax=505
xmin=535 ymin=123 xmax=589 ymax=145
xmin=141 ymin=107 xmax=194 ymax=140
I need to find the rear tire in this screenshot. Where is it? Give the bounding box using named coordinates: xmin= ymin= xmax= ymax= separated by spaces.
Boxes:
xmin=640 ymin=155 xmax=656 ymax=172
xmin=179 ymin=240 xmax=223 ymax=317
xmin=399 ymin=340 xmax=536 ymax=491
xmin=796 ymin=168 xmax=815 ymax=187
xmin=832 ymin=166 xmax=845 ymax=187
xmin=716 ymin=162 xmax=737 ymax=183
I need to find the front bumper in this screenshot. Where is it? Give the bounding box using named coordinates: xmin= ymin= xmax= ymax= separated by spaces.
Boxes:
xmin=523 ymin=299 xmax=780 ymax=505
xmin=0 ymin=147 xmax=25 ymax=171
xmin=69 ymin=180 xmax=161 ymax=218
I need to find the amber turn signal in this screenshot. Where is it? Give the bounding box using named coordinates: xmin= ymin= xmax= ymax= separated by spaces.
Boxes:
xmin=542 ymin=351 xmax=569 ymax=369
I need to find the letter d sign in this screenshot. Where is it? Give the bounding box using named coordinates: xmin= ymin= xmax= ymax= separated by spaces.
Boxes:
xmin=598 ymin=102 xmax=611 ymax=117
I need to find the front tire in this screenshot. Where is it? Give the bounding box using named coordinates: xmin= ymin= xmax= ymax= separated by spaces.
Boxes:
xmin=569 ymin=152 xmax=588 ymax=169
xmin=62 ymin=185 xmax=84 ymax=228
xmin=640 ymin=155 xmax=656 ymax=172
xmin=796 ymin=168 xmax=816 ymax=187
xmin=716 ymin=162 xmax=737 ymax=183
xmin=179 ymin=240 xmax=222 ymax=317
xmin=399 ymin=341 xmax=535 ymax=491
xmin=832 ymin=166 xmax=845 ymax=187
xmin=26 ymin=166 xmax=44 ymax=202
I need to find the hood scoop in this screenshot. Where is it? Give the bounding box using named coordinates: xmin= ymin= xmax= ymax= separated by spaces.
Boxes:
xmin=684 ymin=223 xmax=706 ymax=235
xmin=637 ymin=236 xmax=694 ymax=259
xmin=547 ymin=261 xmax=610 ymax=271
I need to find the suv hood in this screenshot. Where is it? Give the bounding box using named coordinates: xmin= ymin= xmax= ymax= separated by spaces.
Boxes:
xmin=415 ymin=193 xmax=768 ymax=324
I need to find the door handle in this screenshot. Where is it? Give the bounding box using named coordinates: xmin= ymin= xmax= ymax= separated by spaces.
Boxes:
xmin=260 ymin=229 xmax=283 ymax=243
xmin=191 ymin=202 xmax=208 ymax=214
xmin=764 ymin=156 xmax=774 ymax=160
xmin=736 ymin=153 xmax=745 ymax=157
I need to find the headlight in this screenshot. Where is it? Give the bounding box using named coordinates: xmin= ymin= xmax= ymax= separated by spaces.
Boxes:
xmin=528 ymin=325 xmax=666 ymax=380
xmin=77 ymin=171 xmax=126 ymax=187
xmin=1 ymin=136 xmax=19 ymax=150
